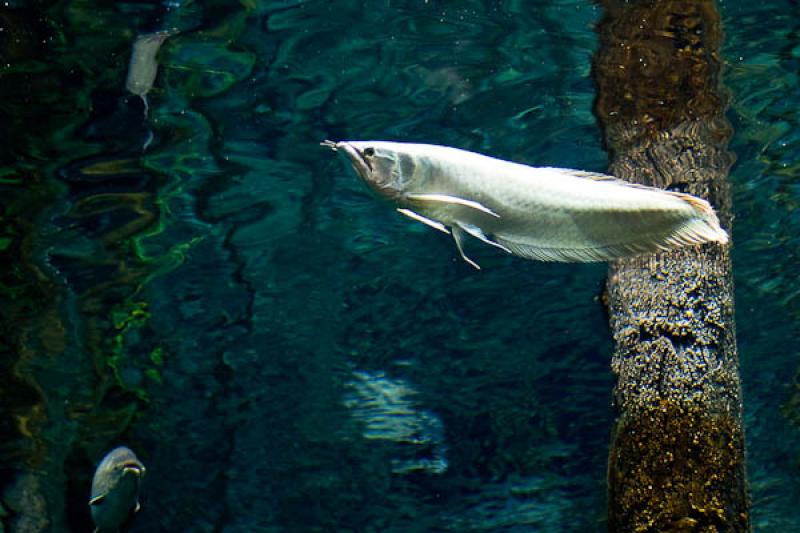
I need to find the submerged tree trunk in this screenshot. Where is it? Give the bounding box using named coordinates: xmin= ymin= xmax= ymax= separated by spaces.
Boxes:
xmin=593 ymin=1 xmax=750 ymax=531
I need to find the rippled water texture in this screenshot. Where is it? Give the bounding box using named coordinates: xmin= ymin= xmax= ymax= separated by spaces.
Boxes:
xmin=0 ymin=0 xmax=798 ymax=531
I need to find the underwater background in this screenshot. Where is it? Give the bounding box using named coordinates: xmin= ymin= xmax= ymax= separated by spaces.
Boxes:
xmin=1 ymin=0 xmax=799 ymax=531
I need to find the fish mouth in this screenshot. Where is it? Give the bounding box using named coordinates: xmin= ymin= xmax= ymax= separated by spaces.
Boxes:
xmin=321 ymin=140 xmax=372 ymax=180
xmin=122 ymin=463 xmax=146 ymax=477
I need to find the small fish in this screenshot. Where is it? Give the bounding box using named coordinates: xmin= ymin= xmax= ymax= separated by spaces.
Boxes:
xmin=126 ymin=31 xmax=174 ymax=119
xmin=324 ymin=140 xmax=728 ymax=269
xmin=89 ymin=446 xmax=146 ymax=533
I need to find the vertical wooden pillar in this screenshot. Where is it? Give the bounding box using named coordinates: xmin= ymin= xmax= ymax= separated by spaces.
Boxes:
xmin=593 ymin=1 xmax=750 ymax=530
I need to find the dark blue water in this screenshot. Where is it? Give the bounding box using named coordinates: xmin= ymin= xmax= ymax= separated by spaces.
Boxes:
xmin=1 ymin=1 xmax=798 ymax=531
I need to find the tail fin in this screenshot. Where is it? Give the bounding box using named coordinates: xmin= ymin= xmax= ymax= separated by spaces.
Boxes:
xmin=665 ymin=190 xmax=728 ymax=245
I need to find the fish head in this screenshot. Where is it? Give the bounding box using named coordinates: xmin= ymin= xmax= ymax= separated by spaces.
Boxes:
xmin=91 ymin=447 xmax=146 ymax=501
xmin=90 ymin=447 xmax=146 ymax=531
xmin=326 ymin=141 xmax=420 ymax=200
xmin=106 ymin=447 xmax=146 ymax=479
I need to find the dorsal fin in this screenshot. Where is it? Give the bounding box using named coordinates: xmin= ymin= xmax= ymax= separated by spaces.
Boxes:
xmin=542 ymin=167 xmax=659 ymax=188
xmin=548 ymin=168 xmax=618 ymax=181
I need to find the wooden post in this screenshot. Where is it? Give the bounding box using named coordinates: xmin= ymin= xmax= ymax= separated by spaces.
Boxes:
xmin=593 ymin=1 xmax=750 ymax=530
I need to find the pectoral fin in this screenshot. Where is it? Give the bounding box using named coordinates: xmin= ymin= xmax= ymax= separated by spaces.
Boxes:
xmin=406 ymin=193 xmax=500 ymax=218
xmin=89 ymin=493 xmax=106 ymax=506
xmin=135 ymin=501 xmax=141 ymax=513
xmin=396 ymin=208 xmax=450 ymax=234
xmin=452 ymin=227 xmax=481 ymax=270
xmin=456 ymin=222 xmax=512 ymax=254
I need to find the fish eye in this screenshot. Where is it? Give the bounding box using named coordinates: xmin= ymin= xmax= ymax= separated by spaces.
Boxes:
xmin=363 ymin=147 xmax=375 ymax=157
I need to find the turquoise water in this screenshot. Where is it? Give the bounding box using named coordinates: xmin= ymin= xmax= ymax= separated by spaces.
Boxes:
xmin=1 ymin=1 xmax=798 ymax=531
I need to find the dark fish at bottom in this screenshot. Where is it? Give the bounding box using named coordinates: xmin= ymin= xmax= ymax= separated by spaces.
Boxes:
xmin=89 ymin=446 xmax=146 ymax=533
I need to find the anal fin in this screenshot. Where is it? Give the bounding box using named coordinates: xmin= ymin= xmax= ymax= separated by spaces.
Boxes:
xmin=456 ymin=222 xmax=511 ymax=254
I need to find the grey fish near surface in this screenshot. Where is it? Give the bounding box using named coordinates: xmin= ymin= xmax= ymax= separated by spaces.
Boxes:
xmin=126 ymin=31 xmax=174 ymax=119
xmin=324 ymin=140 xmax=728 ymax=269
xmin=89 ymin=446 xmax=146 ymax=533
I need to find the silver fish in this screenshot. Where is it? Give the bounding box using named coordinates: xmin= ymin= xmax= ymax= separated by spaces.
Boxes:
xmin=126 ymin=31 xmax=174 ymax=119
xmin=89 ymin=446 xmax=146 ymax=533
xmin=324 ymin=140 xmax=728 ymax=269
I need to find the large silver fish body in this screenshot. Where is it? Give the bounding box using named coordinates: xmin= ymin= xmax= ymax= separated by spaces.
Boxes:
xmin=326 ymin=141 xmax=728 ymax=269
xmin=89 ymin=446 xmax=146 ymax=533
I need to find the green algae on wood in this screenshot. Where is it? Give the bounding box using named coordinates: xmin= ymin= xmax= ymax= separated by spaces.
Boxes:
xmin=608 ymin=398 xmax=749 ymax=531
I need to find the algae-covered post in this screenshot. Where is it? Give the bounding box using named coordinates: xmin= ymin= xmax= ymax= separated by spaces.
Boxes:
xmin=593 ymin=0 xmax=750 ymax=530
